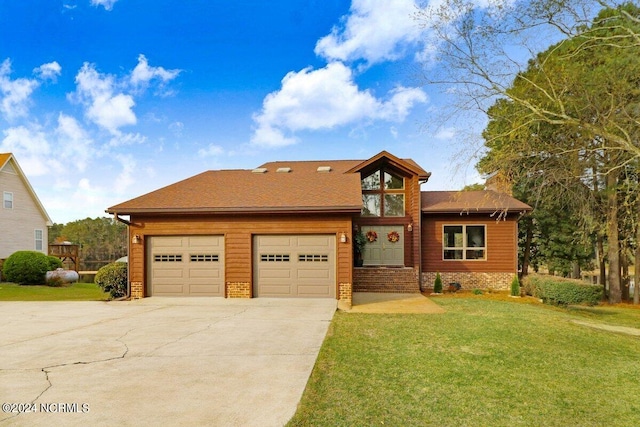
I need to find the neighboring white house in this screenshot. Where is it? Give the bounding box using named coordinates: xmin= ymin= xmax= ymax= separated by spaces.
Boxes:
xmin=0 ymin=153 xmax=53 ymax=259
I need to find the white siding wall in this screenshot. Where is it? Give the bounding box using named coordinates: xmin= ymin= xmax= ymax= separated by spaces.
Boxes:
xmin=0 ymin=162 xmax=49 ymax=259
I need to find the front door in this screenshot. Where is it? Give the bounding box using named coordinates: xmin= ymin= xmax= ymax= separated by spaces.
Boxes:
xmin=362 ymin=225 xmax=404 ymax=266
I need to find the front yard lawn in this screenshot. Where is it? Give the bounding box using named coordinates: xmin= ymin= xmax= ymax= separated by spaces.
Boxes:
xmin=288 ymin=297 xmax=640 ymax=427
xmin=0 ymin=282 xmax=108 ymax=301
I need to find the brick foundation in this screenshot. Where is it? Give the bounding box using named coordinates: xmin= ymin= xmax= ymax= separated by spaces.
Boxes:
xmin=354 ymin=267 xmax=420 ymax=293
xmin=130 ymin=281 xmax=143 ymax=299
xmin=338 ymin=282 xmax=352 ymax=310
xmin=422 ymin=272 xmax=514 ymax=291
xmin=226 ymin=282 xmax=251 ymax=298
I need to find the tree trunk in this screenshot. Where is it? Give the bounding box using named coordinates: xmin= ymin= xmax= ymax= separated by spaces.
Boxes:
xmin=607 ymin=170 xmax=621 ymax=304
xmin=621 ymin=254 xmax=629 ymax=301
xmin=597 ymin=235 xmax=606 ymax=286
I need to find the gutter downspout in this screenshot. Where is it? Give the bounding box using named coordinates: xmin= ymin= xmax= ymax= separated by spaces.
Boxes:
xmin=108 ymin=212 xmax=132 ymax=300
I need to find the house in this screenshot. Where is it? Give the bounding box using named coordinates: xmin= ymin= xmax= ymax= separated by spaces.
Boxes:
xmin=0 ymin=153 xmax=53 ymax=259
xmin=106 ymin=151 xmax=530 ymax=307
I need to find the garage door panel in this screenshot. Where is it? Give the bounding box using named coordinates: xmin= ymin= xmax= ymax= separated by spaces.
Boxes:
xmin=297 ymin=269 xmax=330 ymax=279
xmin=297 ymin=285 xmax=331 ymax=296
xmin=153 ymin=284 xmax=186 ymax=295
xmin=149 ymin=235 xmax=224 ymax=297
xmin=253 ymin=235 xmax=335 ymax=298
xmin=258 ymin=236 xmax=292 ymax=246
xmin=189 ymin=269 xmax=221 ymax=279
xmin=259 ymin=285 xmax=293 ymax=296
xmin=153 ymin=268 xmax=184 ymax=279
xmin=296 ymin=236 xmax=331 ymax=247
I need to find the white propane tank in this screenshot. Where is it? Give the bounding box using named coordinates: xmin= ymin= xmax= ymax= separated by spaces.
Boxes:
xmin=46 ymin=268 xmax=80 ymax=284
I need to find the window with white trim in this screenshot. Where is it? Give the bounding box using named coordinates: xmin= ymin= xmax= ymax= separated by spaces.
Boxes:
xmin=443 ymin=225 xmax=486 ymax=260
xmin=3 ymin=192 xmax=13 ymax=209
xmin=35 ymin=229 xmax=43 ymax=251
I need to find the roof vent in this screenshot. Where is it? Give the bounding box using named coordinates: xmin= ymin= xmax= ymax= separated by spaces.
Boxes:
xmin=276 ymin=167 xmax=291 ymax=173
xmin=316 ymin=166 xmax=332 ymax=173
xmin=252 ymin=168 xmax=267 ymax=174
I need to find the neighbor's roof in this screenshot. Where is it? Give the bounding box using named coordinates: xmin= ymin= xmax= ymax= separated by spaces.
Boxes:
xmin=0 ymin=153 xmax=53 ymax=225
xmin=421 ymin=190 xmax=531 ymax=214
xmin=107 ymin=159 xmax=364 ymax=215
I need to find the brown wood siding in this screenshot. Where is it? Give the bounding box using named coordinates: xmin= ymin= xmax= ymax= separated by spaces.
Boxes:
xmin=421 ymin=214 xmax=518 ymax=273
xmin=128 ymin=214 xmax=352 ymax=297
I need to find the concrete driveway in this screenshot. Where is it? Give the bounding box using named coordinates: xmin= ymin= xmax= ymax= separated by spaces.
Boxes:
xmin=0 ymin=298 xmax=336 ymax=427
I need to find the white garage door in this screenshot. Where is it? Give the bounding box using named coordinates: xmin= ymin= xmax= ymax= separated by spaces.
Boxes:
xmin=253 ymin=235 xmax=335 ymax=298
xmin=148 ymin=236 xmax=224 ymax=296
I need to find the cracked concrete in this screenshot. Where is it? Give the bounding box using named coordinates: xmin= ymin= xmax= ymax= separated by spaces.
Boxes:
xmin=0 ymin=298 xmax=336 ymax=426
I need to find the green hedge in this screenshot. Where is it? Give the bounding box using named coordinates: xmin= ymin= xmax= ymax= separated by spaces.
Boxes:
xmin=522 ymin=274 xmax=603 ymax=306
xmin=95 ymin=262 xmax=128 ymax=299
xmin=2 ymin=251 xmax=50 ymax=285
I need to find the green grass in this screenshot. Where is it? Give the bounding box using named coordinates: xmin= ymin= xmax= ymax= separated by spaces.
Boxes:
xmin=288 ymin=297 xmax=640 ymax=427
xmin=0 ymin=282 xmax=109 ymax=301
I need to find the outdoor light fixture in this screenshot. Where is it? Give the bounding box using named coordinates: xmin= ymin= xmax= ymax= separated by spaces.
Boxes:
xmin=132 ymin=234 xmax=141 ymax=244
xmin=407 ymin=223 xmax=413 ymax=232
xmin=340 ymin=232 xmax=347 ymax=243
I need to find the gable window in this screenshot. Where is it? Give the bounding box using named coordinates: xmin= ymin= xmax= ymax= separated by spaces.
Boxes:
xmin=3 ymin=192 xmax=13 ymax=209
xmin=35 ymin=229 xmax=43 ymax=251
xmin=361 ymin=170 xmax=405 ymax=217
xmin=443 ymin=225 xmax=486 ymax=260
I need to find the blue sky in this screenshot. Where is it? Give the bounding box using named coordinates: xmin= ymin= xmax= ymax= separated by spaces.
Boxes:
xmin=0 ymin=0 xmax=487 ymax=224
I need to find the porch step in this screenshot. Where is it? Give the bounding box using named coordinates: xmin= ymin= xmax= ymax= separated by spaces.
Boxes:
xmin=353 ymin=267 xmax=420 ymax=293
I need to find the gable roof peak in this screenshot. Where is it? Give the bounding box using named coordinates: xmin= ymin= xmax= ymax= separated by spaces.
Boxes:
xmin=346 ymin=150 xmax=431 ymax=180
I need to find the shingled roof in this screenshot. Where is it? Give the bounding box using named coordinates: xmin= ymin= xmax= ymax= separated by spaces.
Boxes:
xmin=107 ymin=159 xmax=364 ymax=215
xmin=421 ymin=191 xmax=531 ymax=214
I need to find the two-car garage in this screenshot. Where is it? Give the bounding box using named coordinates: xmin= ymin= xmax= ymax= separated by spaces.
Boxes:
xmin=147 ymin=234 xmax=336 ymax=298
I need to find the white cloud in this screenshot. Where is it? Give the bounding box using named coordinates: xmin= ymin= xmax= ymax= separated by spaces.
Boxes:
xmin=0 ymin=125 xmax=56 ymax=176
xmin=198 ymin=144 xmax=224 ymax=158
xmin=113 ymin=154 xmax=136 ymax=194
xmin=91 ymin=0 xmax=118 ymax=11
xmin=34 ymin=61 xmax=62 ymax=81
xmin=55 ymin=113 xmax=93 ymax=171
xmin=130 ymin=54 xmax=181 ymax=93
xmin=251 ymin=62 xmax=427 ymax=147
xmin=168 ymin=121 xmax=184 ymax=137
xmin=72 ymin=62 xmax=137 ymax=134
xmin=315 ymin=0 xmax=424 ymax=65
xmin=0 ymin=59 xmax=39 ymax=120
xmin=434 ymin=126 xmax=456 ymax=140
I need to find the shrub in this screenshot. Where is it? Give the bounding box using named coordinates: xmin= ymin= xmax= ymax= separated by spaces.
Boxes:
xmin=522 ymin=274 xmax=603 ymax=306
xmin=434 ymin=272 xmax=443 ymax=293
xmin=472 ymin=288 xmax=483 ymax=295
xmin=95 ymin=262 xmax=128 ymax=299
xmin=2 ymin=251 xmax=49 ymax=285
xmin=510 ymin=275 xmax=521 ymax=297
xmin=47 ymin=256 xmax=63 ymax=270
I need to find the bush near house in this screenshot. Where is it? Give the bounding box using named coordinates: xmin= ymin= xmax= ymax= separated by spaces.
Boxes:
xmin=522 ymin=274 xmax=602 ymax=306
xmin=510 ymin=275 xmax=521 ymax=297
xmin=47 ymin=256 xmax=63 ymax=270
xmin=94 ymin=262 xmax=128 ymax=299
xmin=2 ymin=251 xmax=50 ymax=285
xmin=434 ymin=272 xmax=443 ymax=293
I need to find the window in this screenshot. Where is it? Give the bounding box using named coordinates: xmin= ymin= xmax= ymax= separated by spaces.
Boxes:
xmin=190 ymin=254 xmax=219 ymax=262
xmin=35 ymin=229 xmax=43 ymax=251
xmin=154 ymin=254 xmax=183 ymax=262
xmin=260 ymin=254 xmax=290 ymax=262
xmin=443 ymin=225 xmax=486 ymax=260
xmin=3 ymin=192 xmax=13 ymax=209
xmin=299 ymin=254 xmax=329 ymax=262
xmin=361 ymin=169 xmax=405 ymax=217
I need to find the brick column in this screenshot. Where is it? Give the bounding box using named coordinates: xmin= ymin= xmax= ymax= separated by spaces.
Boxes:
xmin=226 ymin=282 xmax=251 ymax=298
xmin=338 ymin=282 xmax=352 ymax=310
xmin=130 ymin=281 xmax=143 ymax=299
